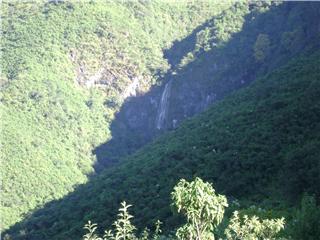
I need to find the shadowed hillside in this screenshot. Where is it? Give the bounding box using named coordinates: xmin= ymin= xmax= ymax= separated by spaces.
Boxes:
xmin=1 ymin=0 xmax=231 ymax=230
xmin=2 ymin=1 xmax=320 ymax=240
xmin=5 ymin=49 xmax=320 ymax=240
xmin=93 ymin=1 xmax=320 ymax=170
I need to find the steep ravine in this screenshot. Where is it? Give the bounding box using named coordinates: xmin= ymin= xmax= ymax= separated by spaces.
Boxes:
xmin=93 ymin=1 xmax=320 ymax=169
xmin=6 ymin=51 xmax=320 ymax=240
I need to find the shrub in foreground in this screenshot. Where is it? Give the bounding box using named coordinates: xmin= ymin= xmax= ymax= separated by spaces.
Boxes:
xmin=83 ymin=178 xmax=286 ymax=240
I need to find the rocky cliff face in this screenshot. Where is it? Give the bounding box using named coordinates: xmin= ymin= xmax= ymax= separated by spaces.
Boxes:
xmin=93 ymin=1 xmax=320 ymax=169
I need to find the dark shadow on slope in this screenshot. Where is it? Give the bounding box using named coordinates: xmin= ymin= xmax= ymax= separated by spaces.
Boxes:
xmin=4 ymin=2 xmax=320 ymax=239
xmin=93 ymin=1 xmax=320 ymax=171
xmin=92 ymin=14 xmax=213 ymax=171
xmin=163 ymin=20 xmax=213 ymax=67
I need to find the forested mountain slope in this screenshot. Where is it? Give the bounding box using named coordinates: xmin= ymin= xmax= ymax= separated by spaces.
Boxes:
xmin=2 ymin=1 xmax=320 ymax=239
xmin=1 ymin=0 xmax=231 ymax=230
xmin=94 ymin=1 xmax=320 ymax=168
xmin=6 ymin=52 xmax=320 ymax=240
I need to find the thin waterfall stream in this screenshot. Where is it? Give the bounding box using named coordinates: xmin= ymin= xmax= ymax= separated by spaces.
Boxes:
xmin=156 ymin=81 xmax=172 ymax=130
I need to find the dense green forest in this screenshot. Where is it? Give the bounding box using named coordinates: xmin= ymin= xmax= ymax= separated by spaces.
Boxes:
xmin=1 ymin=0 xmax=231 ymax=230
xmin=5 ymin=51 xmax=320 ymax=240
xmin=1 ymin=1 xmax=320 ymax=239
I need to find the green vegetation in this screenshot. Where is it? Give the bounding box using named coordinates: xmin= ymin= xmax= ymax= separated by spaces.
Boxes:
xmin=2 ymin=1 xmax=320 ymax=240
xmin=82 ymin=178 xmax=286 ymax=240
xmin=88 ymin=1 xmax=320 ymax=169
xmin=5 ymin=51 xmax=320 ymax=240
xmin=225 ymin=211 xmax=285 ymax=240
xmin=172 ymin=178 xmax=228 ymax=240
xmin=82 ymin=202 xmax=163 ymax=240
xmin=1 ymin=0 xmax=231 ymax=230
xmin=287 ymin=195 xmax=320 ymax=239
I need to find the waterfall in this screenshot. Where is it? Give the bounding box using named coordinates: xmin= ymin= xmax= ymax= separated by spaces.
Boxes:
xmin=156 ymin=81 xmax=172 ymax=130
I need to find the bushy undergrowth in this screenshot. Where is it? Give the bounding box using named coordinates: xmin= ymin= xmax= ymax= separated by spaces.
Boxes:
xmin=82 ymin=178 xmax=286 ymax=240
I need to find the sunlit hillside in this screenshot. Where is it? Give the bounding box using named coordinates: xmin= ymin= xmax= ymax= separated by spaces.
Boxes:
xmin=1 ymin=1 xmax=319 ymax=240
xmin=1 ymin=0 xmax=231 ymax=230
